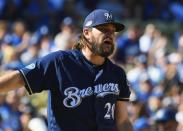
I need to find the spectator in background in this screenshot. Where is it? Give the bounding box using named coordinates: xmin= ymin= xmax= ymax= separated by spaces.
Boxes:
xmin=20 ymin=43 xmax=39 ymax=65
xmin=1 ymin=44 xmax=24 ymax=70
xmin=0 ymin=20 xmax=8 ymax=64
xmin=133 ymin=117 xmax=150 ymax=131
xmin=0 ymin=20 xmax=8 ymax=42
xmin=173 ymin=25 xmax=183 ymax=49
xmin=148 ymin=35 xmax=168 ymax=64
xmin=147 ymin=94 xmax=162 ymax=117
xmin=176 ymin=103 xmax=183 ymax=131
xmin=28 ymin=117 xmax=48 ymax=131
xmin=10 ymin=20 xmax=27 ymax=47
xmin=2 ymin=91 xmax=22 ymax=131
xmin=154 ymin=107 xmax=178 ymax=131
xmin=136 ymin=79 xmax=153 ymax=102
xmin=20 ymin=26 xmax=50 ymax=65
xmin=127 ymin=54 xmax=148 ymax=90
xmin=53 ymin=17 xmax=77 ymax=51
xmin=163 ymin=53 xmax=181 ymax=91
xmin=128 ymin=101 xmax=151 ymax=131
xmin=114 ymin=24 xmax=141 ymax=64
xmin=39 ymin=34 xmax=54 ymax=57
xmin=19 ymin=96 xmax=47 ymax=131
xmin=7 ymin=20 xmax=32 ymax=58
xmin=177 ymin=34 xmax=183 ymax=56
xmin=139 ymin=23 xmax=158 ymax=54
xmin=0 ymin=94 xmax=9 ymax=130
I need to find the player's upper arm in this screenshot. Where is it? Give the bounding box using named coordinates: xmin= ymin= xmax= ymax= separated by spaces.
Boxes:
xmin=0 ymin=70 xmax=25 ymax=93
xmin=115 ymin=101 xmax=128 ymax=123
xmin=115 ymin=101 xmax=134 ymax=131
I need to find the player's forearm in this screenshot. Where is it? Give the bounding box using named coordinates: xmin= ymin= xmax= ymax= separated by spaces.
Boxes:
xmin=116 ymin=119 xmax=134 ymax=131
xmin=0 ymin=70 xmax=24 ymax=93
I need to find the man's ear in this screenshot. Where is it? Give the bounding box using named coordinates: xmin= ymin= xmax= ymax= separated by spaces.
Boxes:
xmin=83 ymin=28 xmax=91 ymax=39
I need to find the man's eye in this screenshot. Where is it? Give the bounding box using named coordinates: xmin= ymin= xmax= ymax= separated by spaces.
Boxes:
xmin=96 ymin=26 xmax=115 ymax=33
xmin=100 ymin=28 xmax=107 ymax=32
xmin=97 ymin=27 xmax=107 ymax=32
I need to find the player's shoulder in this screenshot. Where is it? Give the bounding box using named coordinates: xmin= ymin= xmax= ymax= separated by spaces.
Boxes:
xmin=107 ymin=60 xmax=126 ymax=75
xmin=41 ymin=49 xmax=79 ymax=61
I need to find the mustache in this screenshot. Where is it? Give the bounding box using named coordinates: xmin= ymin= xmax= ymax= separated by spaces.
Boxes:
xmin=103 ymin=36 xmax=113 ymax=42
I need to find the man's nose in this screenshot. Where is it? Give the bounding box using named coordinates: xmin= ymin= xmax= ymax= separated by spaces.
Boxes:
xmin=105 ymin=30 xmax=114 ymax=36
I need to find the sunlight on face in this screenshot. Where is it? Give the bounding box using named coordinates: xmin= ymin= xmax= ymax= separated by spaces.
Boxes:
xmin=90 ymin=24 xmax=116 ymax=57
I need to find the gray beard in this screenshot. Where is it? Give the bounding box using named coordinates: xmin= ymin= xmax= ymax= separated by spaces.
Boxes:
xmin=83 ymin=35 xmax=114 ymax=57
xmin=91 ymin=42 xmax=114 ymax=57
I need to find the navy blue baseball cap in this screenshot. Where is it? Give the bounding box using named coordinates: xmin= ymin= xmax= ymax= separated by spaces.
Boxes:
xmin=83 ymin=9 xmax=125 ymax=32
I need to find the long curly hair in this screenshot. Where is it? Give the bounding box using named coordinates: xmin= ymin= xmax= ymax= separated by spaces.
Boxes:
xmin=72 ymin=34 xmax=87 ymax=50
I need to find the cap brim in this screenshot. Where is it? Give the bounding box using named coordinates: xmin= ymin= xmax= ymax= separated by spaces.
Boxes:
xmin=92 ymin=22 xmax=125 ymax=32
xmin=114 ymin=22 xmax=125 ymax=32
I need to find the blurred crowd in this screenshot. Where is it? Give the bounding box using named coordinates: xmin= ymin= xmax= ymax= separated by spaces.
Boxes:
xmin=114 ymin=23 xmax=183 ymax=131
xmin=1 ymin=0 xmax=183 ymax=131
xmin=2 ymin=0 xmax=183 ymax=33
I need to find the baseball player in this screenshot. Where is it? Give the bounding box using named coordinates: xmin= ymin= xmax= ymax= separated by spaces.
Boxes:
xmin=0 ymin=9 xmax=133 ymax=131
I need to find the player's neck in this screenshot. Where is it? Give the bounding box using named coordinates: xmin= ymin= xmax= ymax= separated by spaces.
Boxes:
xmin=81 ymin=48 xmax=105 ymax=66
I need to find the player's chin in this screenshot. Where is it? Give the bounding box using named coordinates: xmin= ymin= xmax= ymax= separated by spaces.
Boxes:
xmin=103 ymin=43 xmax=114 ymax=51
xmin=103 ymin=47 xmax=112 ymax=53
xmin=100 ymin=52 xmax=113 ymax=57
xmin=100 ymin=47 xmax=114 ymax=57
